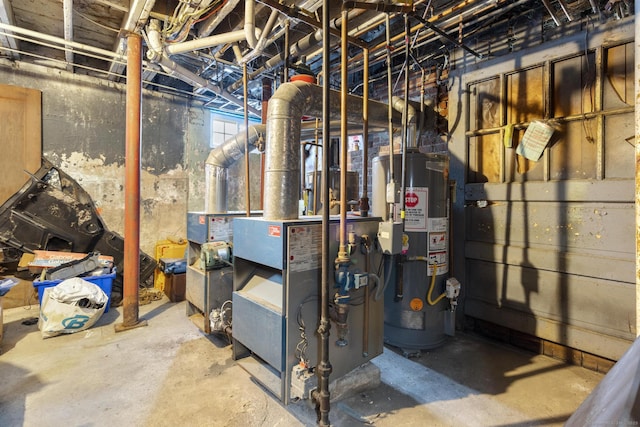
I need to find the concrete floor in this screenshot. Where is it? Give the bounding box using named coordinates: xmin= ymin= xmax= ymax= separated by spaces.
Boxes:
xmin=0 ymin=297 xmax=604 ymax=427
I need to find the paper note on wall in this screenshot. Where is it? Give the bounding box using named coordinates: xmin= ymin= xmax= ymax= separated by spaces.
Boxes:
xmin=516 ymin=121 xmax=554 ymax=161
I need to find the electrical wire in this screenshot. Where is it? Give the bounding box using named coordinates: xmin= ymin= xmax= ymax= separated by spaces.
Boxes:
xmin=73 ymin=10 xmax=120 ymax=33
xmin=295 ymin=295 xmax=318 ymax=365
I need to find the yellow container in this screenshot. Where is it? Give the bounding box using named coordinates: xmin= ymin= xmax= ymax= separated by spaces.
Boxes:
xmin=154 ymin=238 xmax=187 ymax=291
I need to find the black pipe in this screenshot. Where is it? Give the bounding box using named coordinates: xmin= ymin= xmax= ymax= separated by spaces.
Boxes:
xmin=312 ymin=0 xmax=333 ymax=425
xmin=410 ymin=12 xmax=484 ymax=59
xmin=400 ymin=14 xmax=410 ymax=225
xmin=395 ymin=256 xmax=404 ymax=301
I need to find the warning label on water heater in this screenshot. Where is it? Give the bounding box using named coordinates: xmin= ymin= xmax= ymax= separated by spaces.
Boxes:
xmin=404 ymin=187 xmax=428 ymax=232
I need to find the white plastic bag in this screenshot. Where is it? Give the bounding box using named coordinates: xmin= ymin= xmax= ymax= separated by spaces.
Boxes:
xmin=38 ymin=277 xmax=108 ymax=339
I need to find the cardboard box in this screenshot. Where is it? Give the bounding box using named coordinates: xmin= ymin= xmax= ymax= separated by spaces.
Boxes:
xmin=164 ymin=273 xmax=186 ymax=302
xmin=27 ymin=250 xmax=114 ymax=275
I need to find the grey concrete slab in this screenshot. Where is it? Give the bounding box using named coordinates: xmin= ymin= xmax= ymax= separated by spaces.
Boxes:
xmin=0 ymin=298 xmax=603 ymax=426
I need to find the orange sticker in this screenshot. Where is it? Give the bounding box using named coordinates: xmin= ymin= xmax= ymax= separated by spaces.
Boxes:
xmin=268 ymin=225 xmax=281 ymax=237
xmin=409 ymin=298 xmax=424 ymax=311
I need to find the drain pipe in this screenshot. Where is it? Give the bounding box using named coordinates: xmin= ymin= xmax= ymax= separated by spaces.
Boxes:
xmin=240 ymin=10 xmax=281 ymax=64
xmin=205 ymin=124 xmax=266 ymax=213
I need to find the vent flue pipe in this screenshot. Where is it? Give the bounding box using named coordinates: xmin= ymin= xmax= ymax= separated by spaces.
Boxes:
xmin=263 ymin=81 xmax=402 ymax=220
xmin=205 ymin=124 xmax=266 ymax=213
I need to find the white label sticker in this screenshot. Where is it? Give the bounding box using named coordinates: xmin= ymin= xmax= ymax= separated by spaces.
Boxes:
xmin=288 ymin=225 xmax=322 ymax=272
xmin=404 ymin=187 xmax=428 ymax=231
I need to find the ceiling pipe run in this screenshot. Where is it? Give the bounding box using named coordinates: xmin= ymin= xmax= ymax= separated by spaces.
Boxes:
xmin=263 ymin=81 xmax=402 ymax=220
xmin=108 ymin=0 xmax=155 ymax=80
xmin=239 ymin=9 xmax=281 ymax=64
xmin=198 ymin=0 xmax=242 ymax=37
xmin=165 ymin=30 xmax=251 ymax=55
xmin=146 ymin=20 xmax=261 ymax=117
xmin=164 ymin=0 xmax=260 ymax=55
xmin=227 ymin=28 xmax=324 ymax=93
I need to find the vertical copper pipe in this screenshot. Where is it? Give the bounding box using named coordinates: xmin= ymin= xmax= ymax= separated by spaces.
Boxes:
xmin=243 ymin=63 xmax=251 ymax=216
xmin=338 ymin=7 xmax=349 ymax=262
xmin=120 ymin=33 xmax=143 ymax=329
xmin=283 ymin=20 xmax=290 ymax=83
xmin=361 ymin=47 xmax=371 ymax=358
xmin=360 ymin=47 xmax=370 ymax=217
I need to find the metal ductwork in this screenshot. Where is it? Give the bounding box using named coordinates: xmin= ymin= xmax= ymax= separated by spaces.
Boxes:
xmin=263 ymin=81 xmax=402 ymax=220
xmin=205 ymin=124 xmax=266 ymax=213
xmin=391 ymin=95 xmax=418 ymax=148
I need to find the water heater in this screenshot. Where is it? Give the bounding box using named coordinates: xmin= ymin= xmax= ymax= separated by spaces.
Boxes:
xmin=372 ymin=150 xmax=453 ymax=351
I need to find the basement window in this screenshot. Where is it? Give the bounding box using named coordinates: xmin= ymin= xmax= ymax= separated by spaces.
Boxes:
xmin=211 ymin=116 xmax=242 ymax=149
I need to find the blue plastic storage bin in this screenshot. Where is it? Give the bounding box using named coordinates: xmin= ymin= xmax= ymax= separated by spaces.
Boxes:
xmin=33 ymin=269 xmax=115 ymax=313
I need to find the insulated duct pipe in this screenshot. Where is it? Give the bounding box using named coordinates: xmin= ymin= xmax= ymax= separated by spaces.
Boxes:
xmin=205 ymin=124 xmax=266 ymax=213
xmin=263 ymin=81 xmax=402 ymax=220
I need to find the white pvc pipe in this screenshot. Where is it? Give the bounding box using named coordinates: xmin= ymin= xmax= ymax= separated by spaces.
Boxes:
xmin=165 ymin=30 xmax=247 ymax=55
xmin=240 ymin=9 xmax=280 ymax=64
xmin=244 ymin=0 xmax=258 ymax=48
